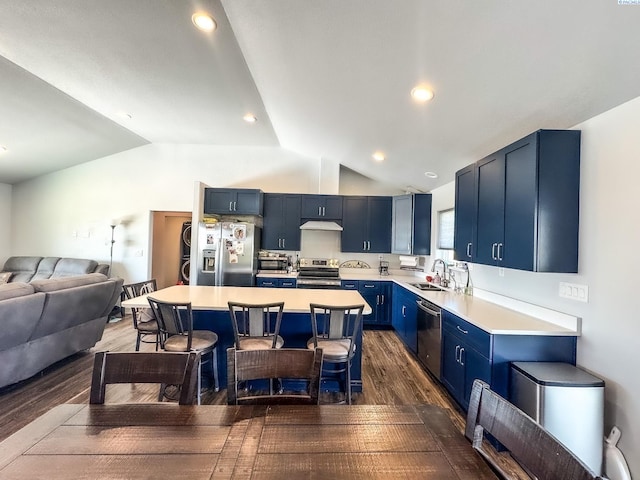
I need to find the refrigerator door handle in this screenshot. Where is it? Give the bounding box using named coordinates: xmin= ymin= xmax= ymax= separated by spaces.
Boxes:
xmin=215 ymin=236 xmax=223 ymax=286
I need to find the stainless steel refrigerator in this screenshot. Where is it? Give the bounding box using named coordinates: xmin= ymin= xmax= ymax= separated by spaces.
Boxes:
xmin=195 ymin=221 xmax=260 ymax=286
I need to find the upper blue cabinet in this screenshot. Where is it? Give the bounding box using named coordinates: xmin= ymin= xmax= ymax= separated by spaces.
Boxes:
xmin=341 ymin=196 xmax=392 ymax=253
xmin=455 ymin=129 xmax=581 ymax=273
xmin=204 ymin=188 xmax=263 ymax=216
xmin=262 ymin=193 xmax=302 ymax=251
xmin=300 ymin=195 xmax=343 ymax=220
xmin=391 ymin=193 xmax=432 ymax=255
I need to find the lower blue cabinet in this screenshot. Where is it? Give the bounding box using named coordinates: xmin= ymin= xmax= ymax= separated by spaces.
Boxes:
xmin=341 ymin=280 xmax=391 ymax=326
xmin=257 ymin=277 xmax=297 ymax=288
xmin=391 ymin=284 xmax=418 ymax=353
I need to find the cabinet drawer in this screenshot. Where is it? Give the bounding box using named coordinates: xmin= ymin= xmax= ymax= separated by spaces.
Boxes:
xmin=341 ymin=281 xmax=359 ymax=290
xmin=442 ymin=311 xmax=490 ymax=358
xmin=359 ymin=281 xmax=382 ymax=293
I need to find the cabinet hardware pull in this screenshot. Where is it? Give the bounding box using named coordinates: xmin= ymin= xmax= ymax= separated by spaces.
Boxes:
xmin=367 ymin=241 xmax=371 ymax=251
xmin=455 ymin=345 xmax=460 ymax=362
xmin=229 ymin=201 xmax=233 ymax=211
xmin=498 ymin=242 xmax=503 ymax=260
xmin=322 ymin=206 xmax=325 ymax=216
xmin=282 ymin=238 xmax=285 ymax=249
xmin=456 ymin=325 xmax=468 ymax=335
xmin=363 ymin=241 xmax=367 ymax=250
xmin=381 ymin=295 xmax=384 ymax=304
xmin=467 ymin=243 xmax=472 ymax=258
xmin=376 ymin=295 xmax=380 ymax=305
xmin=318 ymin=206 xmax=322 ymax=216
xmin=402 ymin=305 xmax=406 ymax=316
xmin=234 ymin=201 xmax=237 ymax=211
xmin=459 ymin=347 xmax=465 ymax=366
xmin=491 ymin=243 xmax=497 ymax=260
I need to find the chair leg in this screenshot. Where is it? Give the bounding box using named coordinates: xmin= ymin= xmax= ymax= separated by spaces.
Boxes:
xmin=197 ymin=359 xmax=202 ymax=405
xmin=346 ymin=360 xmax=352 ymax=405
xmin=154 ymin=333 xmax=159 ymax=351
xmin=135 ymin=332 xmax=141 ymax=352
xmin=212 ymin=348 xmax=219 ymax=392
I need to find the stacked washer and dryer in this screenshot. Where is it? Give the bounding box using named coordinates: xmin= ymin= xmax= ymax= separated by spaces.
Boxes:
xmin=179 ymin=221 xmax=191 ymax=284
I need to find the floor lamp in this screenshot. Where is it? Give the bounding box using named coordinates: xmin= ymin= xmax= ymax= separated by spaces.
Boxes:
xmin=108 ymin=219 xmax=119 ymax=277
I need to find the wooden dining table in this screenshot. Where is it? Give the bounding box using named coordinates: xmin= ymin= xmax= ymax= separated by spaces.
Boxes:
xmin=0 ymin=403 xmax=498 ymax=479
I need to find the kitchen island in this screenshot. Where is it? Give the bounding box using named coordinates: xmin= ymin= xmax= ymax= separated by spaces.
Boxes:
xmin=122 ymin=285 xmax=371 ymax=393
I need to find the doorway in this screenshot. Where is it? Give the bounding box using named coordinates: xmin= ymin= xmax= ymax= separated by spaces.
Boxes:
xmin=151 ymin=211 xmax=192 ymax=289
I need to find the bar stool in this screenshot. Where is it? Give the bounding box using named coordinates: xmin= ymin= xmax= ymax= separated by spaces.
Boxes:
xmin=228 ymin=301 xmax=285 ymax=394
xmin=122 ymin=279 xmax=160 ymax=351
xmin=307 ymin=303 xmax=364 ymax=404
xmin=147 ymin=297 xmax=219 ymax=404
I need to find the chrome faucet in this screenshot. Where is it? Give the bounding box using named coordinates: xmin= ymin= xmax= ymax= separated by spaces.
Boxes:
xmin=431 ymin=259 xmax=448 ymax=287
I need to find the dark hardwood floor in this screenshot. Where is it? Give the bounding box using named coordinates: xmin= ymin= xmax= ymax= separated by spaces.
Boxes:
xmin=0 ymin=315 xmax=528 ymax=478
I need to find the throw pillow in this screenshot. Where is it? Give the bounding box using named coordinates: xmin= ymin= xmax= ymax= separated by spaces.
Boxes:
xmin=0 ymin=272 xmax=13 ymax=284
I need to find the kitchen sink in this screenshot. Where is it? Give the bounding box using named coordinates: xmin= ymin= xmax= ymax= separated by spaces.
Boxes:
xmin=410 ymin=283 xmax=444 ymax=291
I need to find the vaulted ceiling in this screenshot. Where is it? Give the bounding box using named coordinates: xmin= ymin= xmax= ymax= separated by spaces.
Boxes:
xmin=1 ymin=1 xmax=639 ymax=188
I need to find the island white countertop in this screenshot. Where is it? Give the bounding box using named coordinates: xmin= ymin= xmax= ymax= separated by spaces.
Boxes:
xmin=122 ymin=285 xmax=372 ymax=315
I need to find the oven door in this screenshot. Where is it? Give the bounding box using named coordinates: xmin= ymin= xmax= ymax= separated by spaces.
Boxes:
xmin=296 ymin=278 xmax=342 ymax=289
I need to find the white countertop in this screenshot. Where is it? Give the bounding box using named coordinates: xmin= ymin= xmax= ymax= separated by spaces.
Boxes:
xmin=336 ymin=269 xmax=580 ymax=337
xmin=121 ymin=285 xmax=372 ymax=315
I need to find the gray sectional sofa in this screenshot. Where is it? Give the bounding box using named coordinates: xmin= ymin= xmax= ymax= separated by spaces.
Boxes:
xmin=0 ymin=256 xmax=123 ymax=389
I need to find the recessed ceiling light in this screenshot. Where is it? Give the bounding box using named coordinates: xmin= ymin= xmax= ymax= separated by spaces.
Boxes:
xmin=243 ymin=113 xmax=257 ymax=123
xmin=411 ymin=85 xmax=435 ymax=102
xmin=0 ymin=146 xmax=7 ymax=154
xmin=192 ymin=12 xmax=216 ymax=32
xmin=372 ymin=151 xmax=385 ymax=162
xmin=424 ymin=171 xmax=438 ymax=179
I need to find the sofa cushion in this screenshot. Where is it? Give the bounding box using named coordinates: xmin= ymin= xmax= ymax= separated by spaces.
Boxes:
xmin=50 ymin=258 xmax=99 ymax=278
xmin=1 ymin=256 xmax=43 ymax=283
xmin=30 ymin=257 xmax=61 ymax=281
xmin=31 ymin=273 xmax=108 ymax=293
xmin=0 ymin=282 xmax=35 ymax=301
xmin=0 ymin=272 xmax=13 ymax=284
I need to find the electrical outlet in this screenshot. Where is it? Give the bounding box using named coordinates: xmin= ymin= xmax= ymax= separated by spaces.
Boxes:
xmin=559 ymin=282 xmax=589 ymax=302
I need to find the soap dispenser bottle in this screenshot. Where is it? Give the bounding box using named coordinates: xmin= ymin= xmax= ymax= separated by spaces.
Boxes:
xmin=433 ymin=271 xmax=441 ymax=285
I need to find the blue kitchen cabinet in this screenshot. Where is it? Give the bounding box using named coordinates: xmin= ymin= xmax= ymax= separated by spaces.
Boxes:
xmin=256 ymin=277 xmax=297 ymax=288
xmin=391 ymin=284 xmax=418 ymax=353
xmin=341 ymin=280 xmax=391 ymax=326
xmin=470 ymin=129 xmax=581 ymax=272
xmin=391 ymin=193 xmax=432 ymax=255
xmin=440 ymin=309 xmax=577 ymax=412
xmin=453 ymin=164 xmax=477 ymax=262
xmin=262 ymin=194 xmax=301 ymax=250
xmin=300 ymin=194 xmax=343 ymax=220
xmin=204 ymin=188 xmax=263 ymax=215
xmin=341 ymin=196 xmax=392 ymax=253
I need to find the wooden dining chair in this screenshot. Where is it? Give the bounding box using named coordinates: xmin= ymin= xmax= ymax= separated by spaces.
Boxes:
xmin=147 ymin=297 xmax=219 ymax=404
xmin=307 ymin=303 xmax=364 ymax=404
xmin=90 ymin=351 xmax=201 ymax=405
xmin=465 ymin=379 xmax=603 ymax=480
xmin=227 ymin=347 xmax=323 ymax=405
xmin=122 ymin=279 xmax=160 ymax=351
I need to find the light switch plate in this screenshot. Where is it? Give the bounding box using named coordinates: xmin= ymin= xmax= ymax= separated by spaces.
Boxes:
xmin=559 ymin=282 xmax=589 ymax=302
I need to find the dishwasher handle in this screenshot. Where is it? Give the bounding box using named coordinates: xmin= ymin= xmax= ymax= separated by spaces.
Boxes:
xmin=416 ymin=300 xmax=441 ymax=317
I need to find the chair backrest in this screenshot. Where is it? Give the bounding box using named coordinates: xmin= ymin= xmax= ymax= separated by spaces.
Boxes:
xmin=228 ymin=301 xmax=284 ymax=348
xmin=122 ymin=279 xmax=157 ymax=327
xmin=227 ymin=347 xmax=323 ymax=405
xmin=147 ymin=297 xmax=193 ymax=349
xmin=309 ymin=303 xmax=364 ymax=353
xmin=90 ymin=350 xmax=200 ymax=405
xmin=465 ymin=379 xmax=602 ymax=480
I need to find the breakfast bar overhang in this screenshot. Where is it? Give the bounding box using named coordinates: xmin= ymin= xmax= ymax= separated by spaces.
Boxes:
xmin=122 ymin=285 xmax=372 ymax=391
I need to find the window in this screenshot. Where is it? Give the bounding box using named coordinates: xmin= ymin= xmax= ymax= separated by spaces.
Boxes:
xmin=436 ymin=208 xmax=454 ymax=262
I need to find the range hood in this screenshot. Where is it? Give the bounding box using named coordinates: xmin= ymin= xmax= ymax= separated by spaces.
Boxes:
xmin=299 ymin=221 xmax=343 ymax=231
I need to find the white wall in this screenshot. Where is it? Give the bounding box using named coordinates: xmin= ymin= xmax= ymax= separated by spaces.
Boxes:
xmin=429 ymin=96 xmax=640 ymax=476
xmin=10 ymin=144 xmax=321 ymax=281
xmin=0 ymin=183 xmax=11 ymax=265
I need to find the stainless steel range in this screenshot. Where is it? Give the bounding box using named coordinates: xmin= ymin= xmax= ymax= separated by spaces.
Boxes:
xmin=296 ymin=258 xmax=341 ymax=289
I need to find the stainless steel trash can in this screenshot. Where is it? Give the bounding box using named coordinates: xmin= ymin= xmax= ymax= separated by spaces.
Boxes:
xmin=510 ymin=362 xmax=605 ymax=475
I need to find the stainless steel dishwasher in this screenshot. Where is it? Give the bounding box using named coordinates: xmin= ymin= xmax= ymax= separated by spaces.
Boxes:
xmin=416 ymin=298 xmax=442 ymax=380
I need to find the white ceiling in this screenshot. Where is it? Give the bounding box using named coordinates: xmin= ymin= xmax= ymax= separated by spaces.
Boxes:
xmin=1 ymin=0 xmax=639 ymax=188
